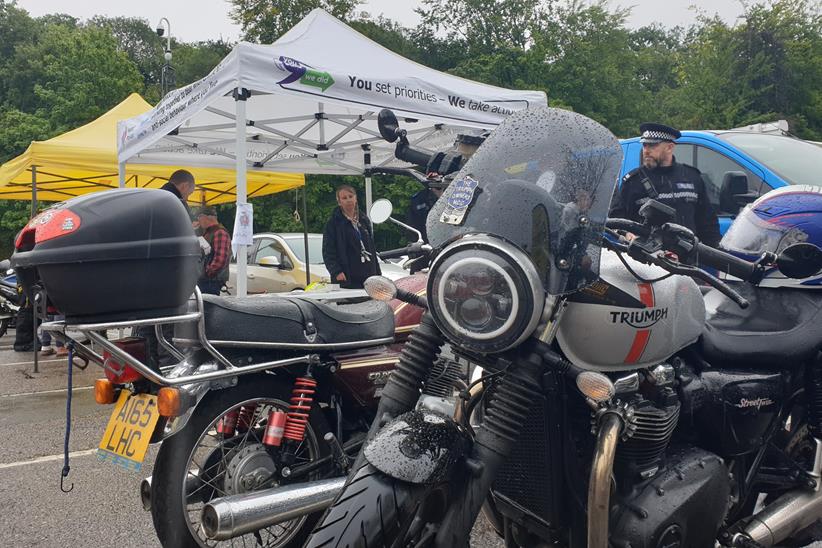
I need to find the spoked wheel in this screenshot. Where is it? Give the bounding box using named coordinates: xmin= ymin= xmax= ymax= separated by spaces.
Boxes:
xmin=305 ymin=462 xmax=454 ymax=548
xmin=151 ymin=376 xmax=330 ymax=548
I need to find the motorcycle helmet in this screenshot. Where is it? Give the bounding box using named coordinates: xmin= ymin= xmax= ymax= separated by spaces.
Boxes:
xmin=721 ymin=185 xmax=822 ymax=288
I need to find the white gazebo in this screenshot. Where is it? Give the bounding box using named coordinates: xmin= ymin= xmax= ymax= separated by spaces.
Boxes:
xmin=118 ymin=8 xmax=547 ymax=295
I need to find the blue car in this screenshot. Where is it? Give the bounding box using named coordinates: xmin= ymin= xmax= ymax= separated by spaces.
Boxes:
xmin=620 ymin=131 xmax=822 ymax=234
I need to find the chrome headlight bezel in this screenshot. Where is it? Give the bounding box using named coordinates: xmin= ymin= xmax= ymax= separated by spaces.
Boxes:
xmin=427 ymin=235 xmax=544 ymax=353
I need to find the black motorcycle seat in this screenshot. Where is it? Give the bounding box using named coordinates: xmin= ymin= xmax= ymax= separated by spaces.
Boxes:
xmin=700 ymin=285 xmax=822 ymax=367
xmin=198 ymin=294 xmax=395 ymax=349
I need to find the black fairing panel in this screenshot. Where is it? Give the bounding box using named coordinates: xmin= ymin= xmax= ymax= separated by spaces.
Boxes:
xmin=363 ymin=410 xmax=472 ymax=485
xmin=700 ymin=285 xmax=822 ymax=367
xmin=197 ymin=295 xmax=395 ymax=347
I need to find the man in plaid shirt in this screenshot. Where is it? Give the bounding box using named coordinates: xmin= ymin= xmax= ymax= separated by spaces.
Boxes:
xmin=196 ymin=207 xmax=232 ymax=295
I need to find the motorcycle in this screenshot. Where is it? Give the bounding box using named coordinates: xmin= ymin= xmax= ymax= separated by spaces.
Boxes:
xmin=303 ymin=106 xmax=822 ymax=548
xmin=10 ymin=187 xmax=437 ymax=548
xmin=0 ymin=259 xmax=20 ymax=338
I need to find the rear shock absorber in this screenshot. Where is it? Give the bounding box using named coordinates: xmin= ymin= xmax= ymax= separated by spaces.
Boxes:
xmin=807 ymin=360 xmax=822 ymax=439
xmin=283 ymin=375 xmax=318 ymax=443
xmin=236 ymin=405 xmax=257 ymax=433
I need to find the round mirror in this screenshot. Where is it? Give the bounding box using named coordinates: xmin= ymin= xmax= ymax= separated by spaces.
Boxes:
xmin=370 ymin=199 xmax=394 ymax=224
xmin=776 ymin=243 xmax=822 ymax=279
xmin=377 ymin=109 xmax=401 ymax=143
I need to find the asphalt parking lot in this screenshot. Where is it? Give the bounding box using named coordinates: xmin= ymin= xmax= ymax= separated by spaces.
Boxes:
xmin=0 ymin=328 xmax=502 ymax=547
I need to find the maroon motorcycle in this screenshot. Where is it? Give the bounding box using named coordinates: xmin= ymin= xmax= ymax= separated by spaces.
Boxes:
xmin=11 ymin=188 xmax=430 ymax=548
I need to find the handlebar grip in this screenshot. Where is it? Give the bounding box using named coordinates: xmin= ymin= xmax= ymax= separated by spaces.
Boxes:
xmin=395 ymin=143 xmax=434 ymax=168
xmin=696 ymin=243 xmax=757 ymax=282
xmin=379 ymin=248 xmax=411 ymax=260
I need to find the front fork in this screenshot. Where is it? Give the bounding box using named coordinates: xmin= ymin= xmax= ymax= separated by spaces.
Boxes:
xmin=434 ymin=348 xmax=545 ymax=548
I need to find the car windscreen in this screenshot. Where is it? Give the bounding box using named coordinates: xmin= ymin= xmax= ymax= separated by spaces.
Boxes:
xmin=719 ymin=133 xmax=822 ymax=187
xmin=283 ymin=236 xmax=324 ymax=264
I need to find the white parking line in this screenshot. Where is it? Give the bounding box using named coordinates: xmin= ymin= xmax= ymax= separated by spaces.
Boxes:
xmin=0 ymin=448 xmax=98 ymax=470
xmin=0 ymin=358 xmax=69 ymax=367
xmin=0 ymin=386 xmax=94 ymax=398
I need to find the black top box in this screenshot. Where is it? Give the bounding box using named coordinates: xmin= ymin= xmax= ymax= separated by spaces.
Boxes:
xmin=12 ymin=189 xmax=202 ymax=324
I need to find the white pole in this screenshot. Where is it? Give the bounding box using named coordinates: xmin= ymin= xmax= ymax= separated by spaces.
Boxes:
xmin=118 ymin=162 xmax=126 ymax=188
xmin=235 ymin=89 xmax=249 ymax=297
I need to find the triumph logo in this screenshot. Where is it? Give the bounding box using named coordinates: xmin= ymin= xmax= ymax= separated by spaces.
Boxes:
xmin=734 ymin=397 xmax=775 ymax=410
xmin=609 ymin=308 xmax=669 ymax=329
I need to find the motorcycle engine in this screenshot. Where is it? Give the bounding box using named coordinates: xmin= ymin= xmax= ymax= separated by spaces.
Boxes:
xmin=609 ymin=363 xmax=732 ymax=548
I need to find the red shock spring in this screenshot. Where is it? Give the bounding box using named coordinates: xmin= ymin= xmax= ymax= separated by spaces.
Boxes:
xmin=283 ymin=376 xmax=317 ymax=442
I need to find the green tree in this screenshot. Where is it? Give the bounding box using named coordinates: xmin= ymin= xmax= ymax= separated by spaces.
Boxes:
xmin=4 ymin=23 xmax=142 ymax=132
xmin=228 ymin=0 xmax=361 ymax=43
xmin=172 ymin=40 xmax=234 ymax=87
xmin=529 ymin=1 xmax=641 ymax=135
xmin=89 ymin=16 xmax=165 ymax=101
xmin=416 ymin=0 xmax=552 ymax=55
xmin=665 ymin=1 xmax=822 ymax=139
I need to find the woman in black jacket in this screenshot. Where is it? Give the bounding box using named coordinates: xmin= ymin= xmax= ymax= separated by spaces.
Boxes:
xmin=322 ymin=185 xmax=381 ymax=289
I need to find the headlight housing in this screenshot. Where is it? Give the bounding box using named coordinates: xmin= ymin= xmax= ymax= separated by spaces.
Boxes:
xmin=427 ymin=235 xmax=544 ymax=353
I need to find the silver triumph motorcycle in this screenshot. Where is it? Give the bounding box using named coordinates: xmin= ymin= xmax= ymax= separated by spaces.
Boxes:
xmin=301 ymin=107 xmax=822 ymax=548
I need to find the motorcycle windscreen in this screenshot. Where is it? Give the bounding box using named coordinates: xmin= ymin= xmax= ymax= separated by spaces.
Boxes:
xmin=426 ymin=107 xmax=622 ymax=295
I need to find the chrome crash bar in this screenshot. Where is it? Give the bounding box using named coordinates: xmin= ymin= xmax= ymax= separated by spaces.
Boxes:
xmin=40 ymin=287 xmax=314 ymax=387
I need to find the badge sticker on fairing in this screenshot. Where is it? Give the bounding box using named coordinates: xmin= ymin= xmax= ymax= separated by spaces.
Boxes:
xmin=441 ymin=176 xmax=479 ymax=225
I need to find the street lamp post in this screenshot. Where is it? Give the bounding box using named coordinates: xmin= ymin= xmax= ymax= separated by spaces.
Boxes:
xmin=156 ymin=17 xmax=175 ymax=97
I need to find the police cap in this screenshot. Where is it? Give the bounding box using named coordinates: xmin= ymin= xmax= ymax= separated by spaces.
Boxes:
xmin=639 ymin=122 xmax=681 ymax=144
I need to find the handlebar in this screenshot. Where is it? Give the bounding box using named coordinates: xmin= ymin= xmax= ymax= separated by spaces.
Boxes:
xmin=378 ymin=242 xmax=432 ymax=261
xmin=604 ymin=218 xmax=756 ymax=308
xmin=395 ymin=142 xmax=435 ymax=169
xmin=694 ymin=241 xmax=761 ymax=282
xmin=364 ymin=166 xmax=431 ymax=185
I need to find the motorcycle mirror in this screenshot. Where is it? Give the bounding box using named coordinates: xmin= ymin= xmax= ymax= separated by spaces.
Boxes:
xmin=377 ymin=109 xmax=403 ymax=143
xmin=777 ymin=243 xmax=822 ymax=279
xmin=369 ymin=199 xmax=394 ymax=225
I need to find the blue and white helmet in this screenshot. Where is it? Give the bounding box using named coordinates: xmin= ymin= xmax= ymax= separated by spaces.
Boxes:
xmin=721 ymin=185 xmax=822 ymax=288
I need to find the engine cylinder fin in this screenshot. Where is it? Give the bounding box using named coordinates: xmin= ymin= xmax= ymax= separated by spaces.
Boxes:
xmin=616 ymin=401 xmax=680 ymax=469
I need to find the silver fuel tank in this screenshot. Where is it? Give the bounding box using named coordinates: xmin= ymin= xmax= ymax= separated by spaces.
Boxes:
xmin=556 ymin=250 xmax=705 ymax=371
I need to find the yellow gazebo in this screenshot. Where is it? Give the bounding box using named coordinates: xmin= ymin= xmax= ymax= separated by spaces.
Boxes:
xmin=0 ymin=93 xmax=304 ymax=204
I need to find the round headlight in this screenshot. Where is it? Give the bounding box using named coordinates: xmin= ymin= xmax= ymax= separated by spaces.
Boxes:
xmin=428 ymin=235 xmax=544 ymax=353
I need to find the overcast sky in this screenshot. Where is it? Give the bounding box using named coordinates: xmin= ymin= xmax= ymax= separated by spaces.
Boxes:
xmin=15 ymin=0 xmax=747 ymax=43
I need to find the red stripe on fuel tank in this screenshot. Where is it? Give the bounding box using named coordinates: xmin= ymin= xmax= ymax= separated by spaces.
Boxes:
xmin=624 ymin=330 xmax=651 ymax=364
xmin=624 ymin=283 xmax=655 ymax=364
xmin=637 ymin=282 xmax=655 ymax=307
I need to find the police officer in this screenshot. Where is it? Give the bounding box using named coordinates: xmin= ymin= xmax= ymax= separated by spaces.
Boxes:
xmin=610 ymin=123 xmax=720 ymax=246
xmin=406 ymin=184 xmax=443 ymax=243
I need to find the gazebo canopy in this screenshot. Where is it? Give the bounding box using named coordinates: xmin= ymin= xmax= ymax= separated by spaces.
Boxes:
xmin=117 ymin=10 xmax=548 ymax=176
xmin=0 ymin=93 xmax=303 ymax=204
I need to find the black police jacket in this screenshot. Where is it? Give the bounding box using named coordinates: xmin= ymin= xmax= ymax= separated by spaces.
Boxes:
xmin=406 ymin=189 xmax=438 ymax=243
xmin=609 ymin=161 xmax=721 ymax=247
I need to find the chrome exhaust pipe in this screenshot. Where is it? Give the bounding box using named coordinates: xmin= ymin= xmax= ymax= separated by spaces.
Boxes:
xmin=140 ymin=469 xmax=202 ymax=512
xmin=140 ymin=477 xmax=152 ymax=511
xmin=741 ymin=438 xmax=822 ymax=547
xmin=587 ymin=412 xmax=622 ymax=548
xmin=202 ymin=476 xmax=346 ymax=541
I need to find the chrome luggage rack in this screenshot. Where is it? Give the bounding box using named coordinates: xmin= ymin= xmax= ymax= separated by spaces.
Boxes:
xmin=40 ymin=287 xmax=315 ymax=387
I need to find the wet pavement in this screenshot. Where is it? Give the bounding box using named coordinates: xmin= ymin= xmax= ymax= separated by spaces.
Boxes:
xmin=0 ymin=328 xmax=503 ymax=547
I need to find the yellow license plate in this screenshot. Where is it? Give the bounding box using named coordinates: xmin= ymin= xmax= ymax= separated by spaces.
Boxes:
xmin=97 ymin=391 xmax=160 ymax=472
